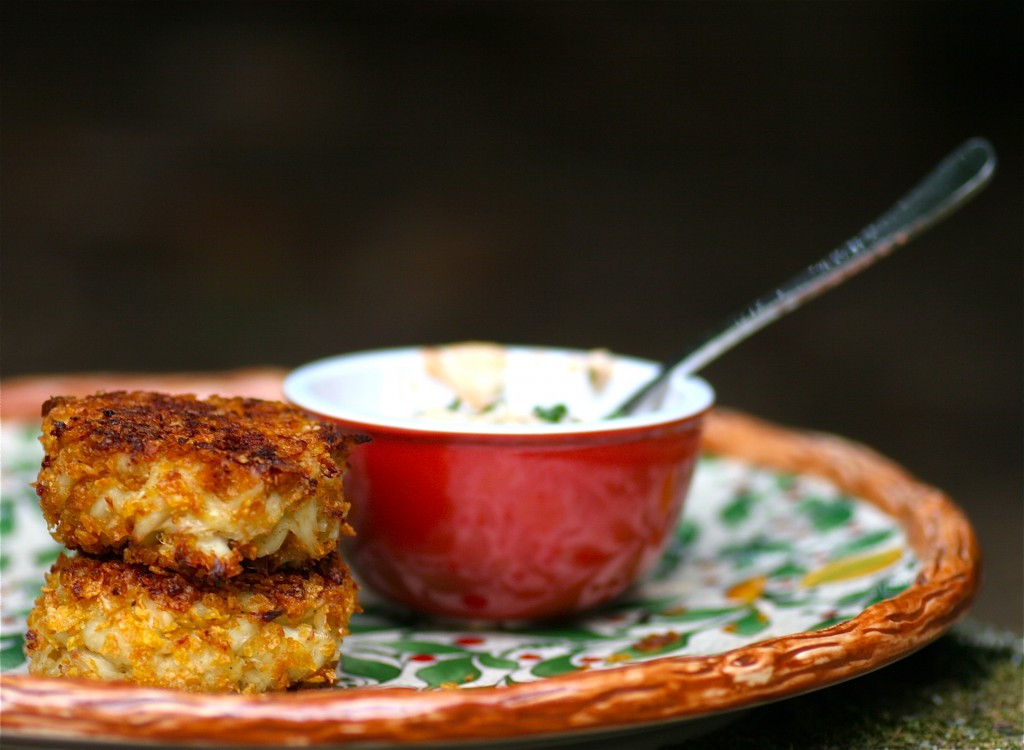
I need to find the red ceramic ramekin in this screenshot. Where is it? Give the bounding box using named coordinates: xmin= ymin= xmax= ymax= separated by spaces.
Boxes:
xmin=284 ymin=346 xmax=714 ymax=621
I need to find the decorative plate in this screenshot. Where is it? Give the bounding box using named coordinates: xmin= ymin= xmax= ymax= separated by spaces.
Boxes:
xmin=0 ymin=373 xmax=980 ymax=748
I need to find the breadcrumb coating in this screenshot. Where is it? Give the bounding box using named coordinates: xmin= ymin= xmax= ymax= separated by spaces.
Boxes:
xmin=35 ymin=391 xmax=362 ymax=579
xmin=25 ymin=551 xmax=359 ymax=693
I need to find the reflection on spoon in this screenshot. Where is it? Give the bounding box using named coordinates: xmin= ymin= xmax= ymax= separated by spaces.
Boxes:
xmin=610 ymin=137 xmax=997 ymax=418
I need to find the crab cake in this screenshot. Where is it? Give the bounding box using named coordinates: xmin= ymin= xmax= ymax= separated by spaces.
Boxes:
xmin=35 ymin=391 xmax=361 ymax=579
xmin=25 ymin=551 xmax=359 ymax=693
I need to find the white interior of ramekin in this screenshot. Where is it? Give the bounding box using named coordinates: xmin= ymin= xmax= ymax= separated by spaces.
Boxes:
xmin=284 ymin=346 xmax=715 ymax=435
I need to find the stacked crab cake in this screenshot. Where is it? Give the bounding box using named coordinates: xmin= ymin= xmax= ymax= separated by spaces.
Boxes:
xmin=25 ymin=391 xmax=362 ymax=693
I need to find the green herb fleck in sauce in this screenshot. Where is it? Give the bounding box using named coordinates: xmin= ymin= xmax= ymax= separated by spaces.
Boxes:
xmin=533 ymin=403 xmax=570 ymax=423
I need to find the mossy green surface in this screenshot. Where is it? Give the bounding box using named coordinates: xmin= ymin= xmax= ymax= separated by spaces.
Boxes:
xmin=675 ymin=622 xmax=1022 ymax=749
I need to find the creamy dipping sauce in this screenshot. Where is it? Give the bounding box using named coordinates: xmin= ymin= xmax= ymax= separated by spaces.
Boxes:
xmin=416 ymin=342 xmax=614 ymax=425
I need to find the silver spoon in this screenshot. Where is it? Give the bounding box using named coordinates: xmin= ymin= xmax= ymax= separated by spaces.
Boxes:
xmin=611 ymin=137 xmax=997 ymax=417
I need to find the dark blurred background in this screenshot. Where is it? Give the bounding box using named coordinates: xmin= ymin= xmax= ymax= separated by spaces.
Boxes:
xmin=2 ymin=1 xmax=1020 ymax=631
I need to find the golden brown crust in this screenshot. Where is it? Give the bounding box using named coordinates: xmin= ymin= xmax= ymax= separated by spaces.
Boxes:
xmin=35 ymin=391 xmax=362 ymax=578
xmin=30 ymin=548 xmax=354 ymax=621
xmin=24 ymin=552 xmax=359 ymax=694
xmin=38 ymin=390 xmax=354 ymax=485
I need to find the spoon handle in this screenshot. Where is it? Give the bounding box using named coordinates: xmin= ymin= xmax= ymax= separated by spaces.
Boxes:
xmin=613 ymin=137 xmax=997 ymax=417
